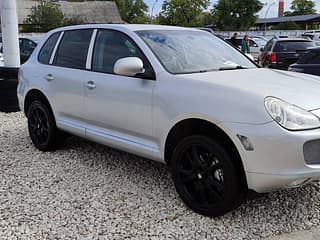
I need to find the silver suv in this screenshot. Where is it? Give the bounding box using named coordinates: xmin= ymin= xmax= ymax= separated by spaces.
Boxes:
xmin=18 ymin=24 xmax=320 ymax=217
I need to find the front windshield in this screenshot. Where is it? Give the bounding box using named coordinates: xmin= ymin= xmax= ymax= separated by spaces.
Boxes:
xmin=136 ymin=30 xmax=256 ymax=74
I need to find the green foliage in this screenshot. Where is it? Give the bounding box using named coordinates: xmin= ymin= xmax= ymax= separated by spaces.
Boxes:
xmin=284 ymin=0 xmax=316 ymax=16
xmin=198 ymin=12 xmax=214 ymax=27
xmin=158 ymin=0 xmax=210 ymax=27
xmin=212 ymin=0 xmax=263 ymax=31
xmin=63 ymin=17 xmax=85 ymax=26
xmin=273 ymin=21 xmax=304 ymax=30
xmin=115 ymin=0 xmax=149 ymax=23
xmin=22 ymin=1 xmax=64 ymax=32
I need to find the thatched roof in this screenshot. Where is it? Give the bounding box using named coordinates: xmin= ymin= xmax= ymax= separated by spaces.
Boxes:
xmin=15 ymin=0 xmax=123 ymax=24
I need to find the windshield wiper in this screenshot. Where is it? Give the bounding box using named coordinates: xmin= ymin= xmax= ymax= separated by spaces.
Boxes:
xmin=218 ymin=65 xmax=248 ymax=71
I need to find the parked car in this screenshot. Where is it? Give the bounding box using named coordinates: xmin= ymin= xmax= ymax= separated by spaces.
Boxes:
xmin=18 ymin=24 xmax=320 ymax=217
xmin=198 ymin=28 xmax=226 ymax=40
xmin=301 ymin=33 xmax=320 ymax=46
xmin=0 ymin=37 xmax=39 ymax=66
xmin=225 ymin=37 xmax=266 ymax=61
xmin=259 ymin=38 xmax=316 ymax=70
xmin=288 ymin=47 xmax=320 ymax=76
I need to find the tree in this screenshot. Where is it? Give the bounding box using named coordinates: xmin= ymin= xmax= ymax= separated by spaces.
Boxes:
xmin=115 ymin=0 xmax=149 ymax=23
xmin=212 ymin=0 xmax=263 ymax=31
xmin=284 ymin=0 xmax=316 ymax=16
xmin=159 ymin=0 xmax=210 ymax=27
xmin=23 ymin=1 xmax=64 ymax=32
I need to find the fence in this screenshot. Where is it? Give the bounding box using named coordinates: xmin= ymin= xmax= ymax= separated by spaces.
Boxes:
xmin=216 ymin=30 xmax=308 ymax=38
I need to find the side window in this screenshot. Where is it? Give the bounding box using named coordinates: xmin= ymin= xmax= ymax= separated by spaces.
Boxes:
xmin=249 ymin=40 xmax=257 ymax=47
xmin=54 ymin=29 xmax=93 ymax=69
xmin=265 ymin=40 xmax=273 ymax=51
xmin=24 ymin=39 xmax=37 ymax=52
xmin=92 ymin=30 xmax=155 ymax=78
xmin=306 ymin=53 xmax=320 ymax=64
xmin=297 ymin=52 xmax=314 ymax=64
xmin=38 ymin=32 xmax=60 ymax=64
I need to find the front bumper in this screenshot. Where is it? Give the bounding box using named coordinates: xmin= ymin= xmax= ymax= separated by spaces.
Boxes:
xmin=220 ymin=121 xmax=320 ymax=193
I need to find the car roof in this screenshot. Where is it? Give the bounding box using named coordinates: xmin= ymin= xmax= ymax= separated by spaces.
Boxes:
xmin=274 ymin=38 xmax=313 ymax=42
xmin=48 ymin=24 xmax=198 ymax=34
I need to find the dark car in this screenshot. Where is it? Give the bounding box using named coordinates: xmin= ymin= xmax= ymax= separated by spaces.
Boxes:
xmin=0 ymin=37 xmax=38 ymax=64
xmin=19 ymin=37 xmax=38 ymax=63
xmin=288 ymin=47 xmax=320 ymax=76
xmin=259 ymin=38 xmax=316 ymax=70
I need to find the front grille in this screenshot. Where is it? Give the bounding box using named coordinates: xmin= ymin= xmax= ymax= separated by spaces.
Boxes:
xmin=303 ymin=140 xmax=320 ymax=165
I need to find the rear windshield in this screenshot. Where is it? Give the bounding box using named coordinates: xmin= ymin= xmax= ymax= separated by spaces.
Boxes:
xmin=274 ymin=41 xmax=316 ymax=52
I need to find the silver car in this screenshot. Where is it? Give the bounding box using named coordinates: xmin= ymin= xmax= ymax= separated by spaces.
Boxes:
xmin=18 ymin=24 xmax=320 ymax=217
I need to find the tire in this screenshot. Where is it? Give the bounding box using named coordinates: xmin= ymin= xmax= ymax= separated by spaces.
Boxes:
xmin=171 ymin=135 xmax=245 ymax=217
xmin=27 ymin=100 xmax=63 ymax=151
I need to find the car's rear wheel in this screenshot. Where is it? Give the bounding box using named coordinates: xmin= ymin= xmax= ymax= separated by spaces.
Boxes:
xmin=27 ymin=100 xmax=62 ymax=151
xmin=171 ymin=135 xmax=245 ymax=217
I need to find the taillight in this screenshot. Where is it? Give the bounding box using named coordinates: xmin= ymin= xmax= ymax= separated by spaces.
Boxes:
xmin=269 ymin=52 xmax=277 ymax=64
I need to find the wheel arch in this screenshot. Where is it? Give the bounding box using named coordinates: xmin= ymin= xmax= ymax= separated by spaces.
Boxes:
xmin=24 ymin=89 xmax=55 ymax=120
xmin=164 ymin=118 xmax=248 ymax=188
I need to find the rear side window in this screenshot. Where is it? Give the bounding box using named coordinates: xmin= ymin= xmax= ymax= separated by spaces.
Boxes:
xmin=38 ymin=32 xmax=60 ymax=64
xmin=297 ymin=52 xmax=314 ymax=64
xmin=249 ymin=40 xmax=258 ymax=47
xmin=264 ymin=40 xmax=273 ymax=51
xmin=54 ymin=29 xmax=93 ymax=69
xmin=302 ymin=52 xmax=320 ymax=64
xmin=273 ymin=41 xmax=315 ymax=52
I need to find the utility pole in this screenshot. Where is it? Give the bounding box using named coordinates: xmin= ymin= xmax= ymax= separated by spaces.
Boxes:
xmin=150 ymin=0 xmax=159 ymax=24
xmin=0 ymin=0 xmax=20 ymax=113
xmin=0 ymin=0 xmax=20 ymax=68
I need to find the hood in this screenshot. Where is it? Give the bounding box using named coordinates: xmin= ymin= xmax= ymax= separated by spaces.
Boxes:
xmin=179 ymin=68 xmax=320 ymax=111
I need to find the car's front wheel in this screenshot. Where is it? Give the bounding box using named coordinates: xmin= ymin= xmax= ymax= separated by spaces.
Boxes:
xmin=171 ymin=135 xmax=245 ymax=217
xmin=27 ymin=100 xmax=62 ymax=151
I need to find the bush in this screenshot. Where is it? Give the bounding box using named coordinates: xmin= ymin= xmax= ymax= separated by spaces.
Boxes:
xmin=22 ymin=2 xmax=64 ymax=33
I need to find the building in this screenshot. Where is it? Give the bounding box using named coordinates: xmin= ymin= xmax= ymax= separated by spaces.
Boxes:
xmin=256 ymin=14 xmax=320 ymax=30
xmin=12 ymin=0 xmax=123 ymax=25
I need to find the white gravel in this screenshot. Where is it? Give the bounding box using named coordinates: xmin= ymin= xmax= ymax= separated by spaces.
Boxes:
xmin=1 ymin=111 xmax=320 ymax=240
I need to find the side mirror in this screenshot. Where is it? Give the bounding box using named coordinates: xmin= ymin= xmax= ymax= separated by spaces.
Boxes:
xmin=114 ymin=57 xmax=145 ymax=77
xmin=260 ymin=47 xmax=264 ymax=52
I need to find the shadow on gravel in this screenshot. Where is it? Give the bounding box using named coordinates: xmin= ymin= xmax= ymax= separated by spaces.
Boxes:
xmin=60 ymin=135 xmax=320 ymax=238
xmin=3 ymin=125 xmax=320 ymax=239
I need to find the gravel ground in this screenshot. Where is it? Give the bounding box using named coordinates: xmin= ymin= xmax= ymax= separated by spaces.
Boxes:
xmin=1 ymin=111 xmax=320 ymax=240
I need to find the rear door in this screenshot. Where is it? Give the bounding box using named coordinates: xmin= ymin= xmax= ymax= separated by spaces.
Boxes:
xmin=260 ymin=39 xmax=273 ymax=66
xmin=47 ymin=29 xmax=93 ymax=136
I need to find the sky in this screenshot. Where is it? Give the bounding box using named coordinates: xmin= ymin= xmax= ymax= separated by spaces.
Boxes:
xmin=145 ymin=0 xmax=320 ymax=19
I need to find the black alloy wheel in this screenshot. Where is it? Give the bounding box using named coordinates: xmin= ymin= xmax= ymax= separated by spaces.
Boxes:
xmin=27 ymin=100 xmax=61 ymax=151
xmin=171 ymin=135 xmax=244 ymax=217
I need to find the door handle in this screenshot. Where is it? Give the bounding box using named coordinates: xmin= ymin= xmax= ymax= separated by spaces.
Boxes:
xmin=45 ymin=74 xmax=54 ymax=81
xmin=86 ymin=81 xmax=96 ymax=89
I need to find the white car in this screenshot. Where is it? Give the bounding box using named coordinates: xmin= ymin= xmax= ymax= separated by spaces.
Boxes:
xmin=18 ymin=24 xmax=320 ymax=217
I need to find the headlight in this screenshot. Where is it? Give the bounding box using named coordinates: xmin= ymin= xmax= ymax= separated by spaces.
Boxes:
xmin=265 ymin=97 xmax=320 ymax=130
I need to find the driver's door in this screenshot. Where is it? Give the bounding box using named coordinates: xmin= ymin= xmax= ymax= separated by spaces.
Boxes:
xmin=83 ymin=29 xmax=157 ymax=154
